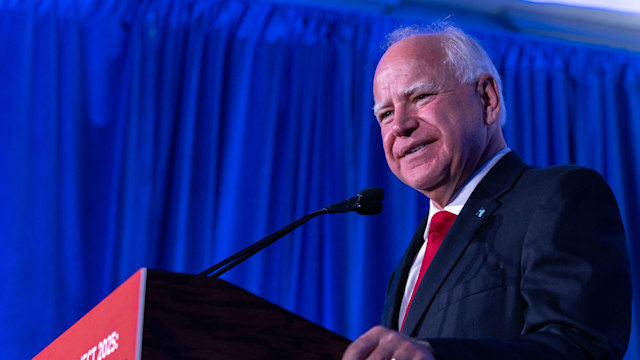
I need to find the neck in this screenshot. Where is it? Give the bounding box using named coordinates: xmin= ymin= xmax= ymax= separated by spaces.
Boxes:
xmin=424 ymin=141 xmax=507 ymax=208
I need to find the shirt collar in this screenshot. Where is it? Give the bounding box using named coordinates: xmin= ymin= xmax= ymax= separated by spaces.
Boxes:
xmin=426 ymin=148 xmax=511 ymax=227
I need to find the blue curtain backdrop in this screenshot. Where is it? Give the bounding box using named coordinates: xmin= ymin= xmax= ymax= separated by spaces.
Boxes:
xmin=1 ymin=0 xmax=638 ymax=358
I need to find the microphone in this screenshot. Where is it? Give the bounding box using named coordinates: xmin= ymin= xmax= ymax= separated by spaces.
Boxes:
xmin=324 ymin=187 xmax=384 ymax=215
xmin=198 ymin=187 xmax=384 ymax=278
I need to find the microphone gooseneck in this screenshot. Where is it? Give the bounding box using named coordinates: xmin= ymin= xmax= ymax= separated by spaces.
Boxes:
xmin=198 ymin=187 xmax=384 ymax=278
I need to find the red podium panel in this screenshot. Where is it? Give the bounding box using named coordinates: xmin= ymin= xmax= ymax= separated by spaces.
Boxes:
xmin=34 ymin=269 xmax=350 ymax=359
xmin=33 ymin=269 xmax=145 ymax=360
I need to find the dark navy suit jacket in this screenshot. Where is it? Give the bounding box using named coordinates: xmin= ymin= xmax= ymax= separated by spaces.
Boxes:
xmin=381 ymin=152 xmax=631 ymax=359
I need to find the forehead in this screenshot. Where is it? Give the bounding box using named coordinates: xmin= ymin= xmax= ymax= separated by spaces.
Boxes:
xmin=382 ymin=34 xmax=445 ymax=60
xmin=373 ymin=35 xmax=452 ymax=97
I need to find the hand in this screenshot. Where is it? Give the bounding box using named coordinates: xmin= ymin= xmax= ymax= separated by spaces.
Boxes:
xmin=342 ymin=326 xmax=436 ymax=360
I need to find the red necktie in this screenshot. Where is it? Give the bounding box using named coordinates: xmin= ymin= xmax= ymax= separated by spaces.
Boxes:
xmin=400 ymin=211 xmax=457 ymax=331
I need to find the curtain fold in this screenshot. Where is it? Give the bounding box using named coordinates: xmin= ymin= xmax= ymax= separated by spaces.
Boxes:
xmin=1 ymin=0 xmax=638 ymax=358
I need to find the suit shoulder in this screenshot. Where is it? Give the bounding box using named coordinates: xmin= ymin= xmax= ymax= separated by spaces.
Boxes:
xmin=504 ymin=164 xmax=617 ymax=208
xmin=523 ymin=164 xmax=608 ymax=187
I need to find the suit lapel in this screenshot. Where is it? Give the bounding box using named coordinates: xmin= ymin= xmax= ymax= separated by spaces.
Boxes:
xmin=382 ymin=215 xmax=429 ymax=329
xmin=401 ymin=152 xmax=527 ymax=336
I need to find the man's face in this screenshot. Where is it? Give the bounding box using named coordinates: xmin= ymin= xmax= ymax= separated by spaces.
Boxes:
xmin=373 ymin=35 xmax=489 ymax=201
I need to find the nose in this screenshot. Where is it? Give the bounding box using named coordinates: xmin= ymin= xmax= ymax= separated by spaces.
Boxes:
xmin=392 ymin=107 xmax=419 ymax=137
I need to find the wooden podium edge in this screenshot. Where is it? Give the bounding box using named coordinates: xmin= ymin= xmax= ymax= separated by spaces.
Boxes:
xmin=136 ymin=268 xmax=148 ymax=360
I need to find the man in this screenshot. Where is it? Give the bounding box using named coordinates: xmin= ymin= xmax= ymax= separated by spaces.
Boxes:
xmin=342 ymin=24 xmax=631 ymax=360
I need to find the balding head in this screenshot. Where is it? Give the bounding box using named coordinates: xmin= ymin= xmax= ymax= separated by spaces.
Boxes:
xmin=381 ymin=24 xmax=506 ymax=125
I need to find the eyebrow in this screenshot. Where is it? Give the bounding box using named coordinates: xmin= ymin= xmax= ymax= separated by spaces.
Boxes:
xmin=401 ymin=81 xmax=439 ymax=96
xmin=372 ymin=102 xmax=385 ymax=115
xmin=372 ymin=81 xmax=440 ymax=115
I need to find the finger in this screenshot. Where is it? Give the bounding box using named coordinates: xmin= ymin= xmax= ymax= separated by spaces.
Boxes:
xmin=343 ymin=326 xmax=400 ymax=360
xmin=342 ymin=328 xmax=382 ymax=360
xmin=388 ymin=338 xmax=435 ymax=360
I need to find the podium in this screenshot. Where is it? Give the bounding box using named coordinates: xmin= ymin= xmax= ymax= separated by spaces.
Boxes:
xmin=34 ymin=269 xmax=351 ymax=359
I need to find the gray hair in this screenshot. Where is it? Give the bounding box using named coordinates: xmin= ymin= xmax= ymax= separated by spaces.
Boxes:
xmin=384 ymin=22 xmax=507 ymax=125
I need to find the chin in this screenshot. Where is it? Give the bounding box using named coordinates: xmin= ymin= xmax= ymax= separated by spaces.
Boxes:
xmin=402 ymin=177 xmax=433 ymax=192
xmin=400 ymin=170 xmax=445 ymax=194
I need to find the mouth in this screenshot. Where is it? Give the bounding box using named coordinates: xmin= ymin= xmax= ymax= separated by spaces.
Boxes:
xmin=402 ymin=139 xmax=436 ymax=157
xmin=407 ymin=144 xmax=425 ymax=155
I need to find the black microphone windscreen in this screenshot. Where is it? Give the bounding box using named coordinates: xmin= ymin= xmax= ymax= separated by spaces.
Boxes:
xmin=356 ymin=187 xmax=384 ymax=215
xmin=358 ymin=187 xmax=384 ymax=201
xmin=356 ymin=201 xmax=383 ymax=215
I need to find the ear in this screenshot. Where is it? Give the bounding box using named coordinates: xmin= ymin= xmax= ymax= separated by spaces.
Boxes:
xmin=476 ymin=74 xmax=501 ymax=126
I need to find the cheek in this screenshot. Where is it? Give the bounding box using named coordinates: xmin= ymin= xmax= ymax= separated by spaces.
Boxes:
xmin=381 ymin=130 xmax=400 ymax=169
xmin=380 ymin=126 xmax=388 ymax=144
xmin=380 ymin=130 xmax=394 ymax=157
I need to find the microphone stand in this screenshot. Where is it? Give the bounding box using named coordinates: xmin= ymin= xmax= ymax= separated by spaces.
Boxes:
xmin=198 ymin=188 xmax=383 ymax=278
xmin=198 ymin=209 xmax=326 ymax=278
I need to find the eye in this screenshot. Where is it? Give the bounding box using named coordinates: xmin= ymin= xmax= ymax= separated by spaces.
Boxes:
xmin=414 ymin=93 xmax=433 ymax=102
xmin=378 ymin=110 xmax=393 ymax=124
